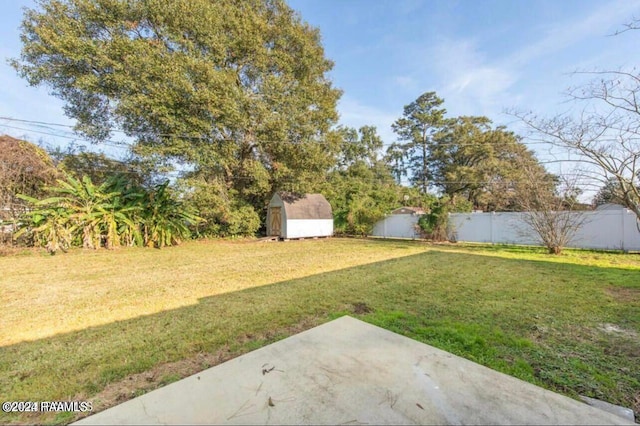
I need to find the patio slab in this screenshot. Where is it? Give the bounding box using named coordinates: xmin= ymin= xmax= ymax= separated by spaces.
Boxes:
xmin=74 ymin=316 xmax=634 ymax=425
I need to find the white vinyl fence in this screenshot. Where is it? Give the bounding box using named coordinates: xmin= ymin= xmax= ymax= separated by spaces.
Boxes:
xmin=372 ymin=214 xmax=422 ymax=239
xmin=449 ymin=209 xmax=640 ymax=251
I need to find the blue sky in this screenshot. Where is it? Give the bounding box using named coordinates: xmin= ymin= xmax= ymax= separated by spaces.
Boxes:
xmin=1 ymin=0 xmax=639 ymax=174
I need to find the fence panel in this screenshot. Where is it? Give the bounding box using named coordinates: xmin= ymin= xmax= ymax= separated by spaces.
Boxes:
xmin=449 ymin=209 xmax=640 ymax=251
xmin=371 ymin=214 xmax=421 ymax=239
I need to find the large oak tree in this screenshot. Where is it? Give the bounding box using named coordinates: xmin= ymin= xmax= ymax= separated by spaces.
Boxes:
xmin=12 ymin=0 xmax=342 ymax=229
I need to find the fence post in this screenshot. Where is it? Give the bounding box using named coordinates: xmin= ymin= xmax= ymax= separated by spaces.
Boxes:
xmin=383 ymin=214 xmax=387 ymax=239
xmin=490 ymin=212 xmax=494 ymax=244
xmin=621 ymin=209 xmax=625 ymax=252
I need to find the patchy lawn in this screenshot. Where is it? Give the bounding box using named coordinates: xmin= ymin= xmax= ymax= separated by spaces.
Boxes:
xmin=1 ymin=238 xmax=638 ymax=424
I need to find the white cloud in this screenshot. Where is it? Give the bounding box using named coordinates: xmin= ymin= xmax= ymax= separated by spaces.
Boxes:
xmin=409 ymin=0 xmax=640 ymax=122
xmin=420 ymin=37 xmax=518 ymax=119
xmin=447 ymin=65 xmax=516 ymax=97
xmin=509 ymin=0 xmax=640 ymax=67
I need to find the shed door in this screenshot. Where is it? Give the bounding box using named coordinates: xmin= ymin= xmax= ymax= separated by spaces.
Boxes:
xmin=270 ymin=207 xmax=282 ymax=236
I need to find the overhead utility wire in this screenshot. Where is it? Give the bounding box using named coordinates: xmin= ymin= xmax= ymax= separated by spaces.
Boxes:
xmin=2 ymin=127 xmax=602 ymax=184
xmin=0 ymin=124 xmax=130 ymax=149
xmin=4 ymin=118 xmax=606 ymax=186
xmin=0 ymin=116 xmax=554 ymax=148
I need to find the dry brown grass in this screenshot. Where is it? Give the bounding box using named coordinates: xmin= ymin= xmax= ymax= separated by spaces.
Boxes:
xmin=0 ymin=238 xmax=430 ymax=346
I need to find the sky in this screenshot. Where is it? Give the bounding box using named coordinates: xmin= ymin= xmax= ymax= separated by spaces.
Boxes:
xmin=1 ymin=0 xmax=639 ymax=186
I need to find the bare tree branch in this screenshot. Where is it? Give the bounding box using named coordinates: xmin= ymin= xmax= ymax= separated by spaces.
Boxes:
xmin=609 ymin=17 xmax=640 ymax=36
xmin=508 ymin=63 xmax=640 ymax=222
xmin=515 ymin=162 xmax=588 ymax=254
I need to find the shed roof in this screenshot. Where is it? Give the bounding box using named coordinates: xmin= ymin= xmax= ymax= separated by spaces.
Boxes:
xmin=276 ymin=192 xmax=333 ymax=220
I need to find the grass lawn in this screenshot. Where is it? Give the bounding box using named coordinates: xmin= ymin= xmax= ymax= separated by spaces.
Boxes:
xmin=1 ymin=238 xmax=639 ymax=424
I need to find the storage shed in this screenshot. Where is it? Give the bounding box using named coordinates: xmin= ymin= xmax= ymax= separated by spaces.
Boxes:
xmin=266 ymin=192 xmax=333 ymax=239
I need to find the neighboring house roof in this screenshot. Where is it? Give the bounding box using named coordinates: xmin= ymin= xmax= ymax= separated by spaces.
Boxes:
xmin=276 ymin=192 xmax=333 ymax=220
xmin=391 ymin=206 xmax=426 ymax=215
xmin=596 ymin=203 xmax=626 ymax=211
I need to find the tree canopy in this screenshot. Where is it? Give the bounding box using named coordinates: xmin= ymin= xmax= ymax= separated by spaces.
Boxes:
xmin=390 ymin=92 xmax=554 ymax=211
xmin=12 ymin=0 xmax=342 ymax=224
xmin=592 ymin=178 xmax=632 ymax=207
xmin=391 ymin=92 xmax=447 ymax=194
xmin=0 ymin=135 xmax=59 ymax=222
xmin=326 ymin=126 xmax=400 ymax=235
xmin=430 ymin=116 xmax=553 ymax=211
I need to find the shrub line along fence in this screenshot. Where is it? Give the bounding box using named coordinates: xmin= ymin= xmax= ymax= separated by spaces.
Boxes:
xmin=371 ymin=207 xmax=640 ymax=251
xmin=448 ymin=208 xmax=640 ymax=252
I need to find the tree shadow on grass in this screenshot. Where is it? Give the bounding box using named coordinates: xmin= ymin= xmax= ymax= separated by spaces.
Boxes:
xmin=1 ymin=250 xmax=638 ymax=424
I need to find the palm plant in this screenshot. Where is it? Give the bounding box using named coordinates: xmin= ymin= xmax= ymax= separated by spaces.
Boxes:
xmin=15 ymin=195 xmax=72 ymax=254
xmin=17 ymin=174 xmax=200 ymax=251
xmin=142 ymin=181 xmax=200 ymax=248
xmin=52 ymin=175 xmax=114 ymax=249
xmin=97 ymin=175 xmax=144 ymax=249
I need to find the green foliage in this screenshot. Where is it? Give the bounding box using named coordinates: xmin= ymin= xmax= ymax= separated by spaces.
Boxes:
xmin=54 ymin=175 xmax=117 ymax=248
xmin=12 ymin=0 xmax=342 ymax=222
xmin=416 ymin=196 xmax=472 ymax=241
xmin=53 ymin=150 xmax=158 ymax=188
xmin=16 ymin=173 xmax=198 ymax=252
xmin=336 ymin=125 xmax=383 ymax=168
xmin=417 ymin=199 xmax=446 ymax=241
xmin=431 ymin=116 xmax=553 ymax=211
xmin=14 ymin=195 xmax=72 ymax=254
xmin=592 ymin=178 xmax=632 ymax=207
xmin=141 ymin=181 xmax=199 ymax=248
xmin=222 ymin=204 xmax=261 ymax=238
xmin=178 ymin=178 xmax=260 ymax=238
xmin=391 ymin=92 xmax=447 ymax=194
xmin=384 ymin=142 xmax=406 ymax=185
xmin=417 ymin=208 xmax=441 ymax=237
xmin=391 ymin=93 xmax=554 ymax=211
xmin=323 ymin=126 xmax=401 ymax=236
xmin=325 ymin=163 xmax=398 ymax=236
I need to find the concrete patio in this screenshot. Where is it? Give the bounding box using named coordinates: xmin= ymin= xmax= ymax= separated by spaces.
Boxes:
xmin=74 ymin=316 xmax=634 ymax=425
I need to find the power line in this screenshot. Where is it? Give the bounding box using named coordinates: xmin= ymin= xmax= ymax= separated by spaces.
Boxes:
xmin=0 ymin=124 xmax=130 ymax=149
xmin=0 ymin=117 xmax=76 ymax=129
xmin=1 ymin=133 xmax=611 ymax=185
xmin=2 ymin=116 xmax=617 ymax=190
xmin=0 ymin=115 xmax=555 ymax=148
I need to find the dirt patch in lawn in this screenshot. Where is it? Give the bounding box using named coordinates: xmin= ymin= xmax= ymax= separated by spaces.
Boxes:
xmin=606 ymin=286 xmax=640 ymax=303
xmin=69 ymin=316 xmax=325 ymax=423
xmin=351 ymin=302 xmax=373 ymax=314
xmin=66 ymin=350 xmax=235 ymax=423
xmin=598 ymin=323 xmax=639 ymax=342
